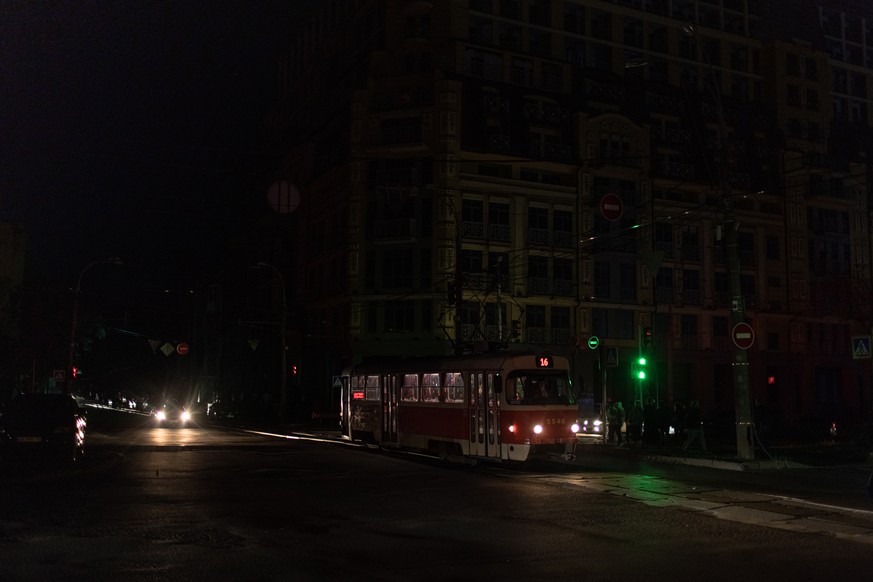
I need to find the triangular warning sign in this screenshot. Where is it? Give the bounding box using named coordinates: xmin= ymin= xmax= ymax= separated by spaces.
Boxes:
xmin=853 ymin=336 xmax=871 ymax=359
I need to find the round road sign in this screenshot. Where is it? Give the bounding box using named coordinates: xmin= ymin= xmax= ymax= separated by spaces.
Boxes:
xmin=600 ymin=193 xmax=623 ymax=221
xmin=176 ymin=342 xmax=190 ymax=356
xmin=731 ymin=322 xmax=755 ymax=349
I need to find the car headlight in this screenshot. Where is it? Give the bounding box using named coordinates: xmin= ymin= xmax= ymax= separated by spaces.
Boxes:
xmin=156 ymin=410 xmax=167 ymax=421
xmin=181 ymin=410 xmax=191 ymax=422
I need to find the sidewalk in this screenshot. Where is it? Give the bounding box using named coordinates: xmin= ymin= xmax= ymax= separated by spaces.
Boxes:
xmin=580 ymin=433 xmax=873 ymax=471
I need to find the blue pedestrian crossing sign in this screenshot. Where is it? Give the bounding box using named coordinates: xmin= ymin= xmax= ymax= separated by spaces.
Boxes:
xmin=852 ymin=336 xmax=871 ymax=360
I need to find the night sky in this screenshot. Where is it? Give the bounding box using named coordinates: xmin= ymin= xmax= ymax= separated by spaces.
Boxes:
xmin=1 ymin=1 xmax=302 ymax=291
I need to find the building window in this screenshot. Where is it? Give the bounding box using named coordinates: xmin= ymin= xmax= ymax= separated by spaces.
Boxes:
xmin=529 ymin=256 xmax=549 ymax=294
xmin=461 ymin=249 xmax=483 ymax=276
xmin=367 ymin=302 xmax=378 ymax=332
xmin=365 ymin=252 xmax=377 ymax=290
xmin=766 ymin=235 xmax=780 ymax=260
xmin=382 ymin=250 xmax=413 ymax=288
xmin=529 ymin=207 xmax=549 ymax=245
xmin=489 ymin=252 xmax=509 ymax=289
xmin=591 ymin=308 xmax=634 ymax=340
xmin=713 ymin=316 xmax=728 ymax=337
xmin=787 ymin=84 xmax=801 ymax=107
xmin=554 ymin=258 xmax=573 ymax=295
xmin=527 ymin=305 xmax=546 ymax=334
xmin=786 ymin=53 xmax=799 ymax=75
xmin=655 ymin=223 xmax=674 ymax=257
xmin=421 ymin=300 xmax=432 ymax=332
xmin=551 ymin=306 xmax=570 ymax=330
xmin=806 ymin=88 xmax=819 ymax=111
xmin=681 ymin=225 xmax=700 ymax=260
xmin=682 ymin=270 xmax=700 ymax=304
xmin=488 ymin=202 xmax=510 ymax=241
xmin=384 ymin=301 xmax=414 ymax=332
xmin=420 ymin=249 xmax=432 ymax=287
xmin=594 ymin=261 xmax=610 ymax=297
xmin=619 ymin=263 xmax=636 ymax=301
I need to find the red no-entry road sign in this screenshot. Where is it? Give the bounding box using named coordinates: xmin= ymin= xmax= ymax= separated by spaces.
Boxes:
xmin=732 ymin=322 xmax=755 ymax=349
xmin=176 ymin=342 xmax=190 ymax=356
xmin=600 ymin=193 xmax=623 ymax=221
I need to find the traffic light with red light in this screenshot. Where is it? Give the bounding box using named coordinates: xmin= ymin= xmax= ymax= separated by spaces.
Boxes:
xmin=640 ymin=326 xmax=653 ymax=348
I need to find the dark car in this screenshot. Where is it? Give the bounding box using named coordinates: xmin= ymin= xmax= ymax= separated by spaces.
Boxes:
xmin=153 ymin=401 xmax=193 ymax=427
xmin=0 ymin=393 xmax=87 ymax=464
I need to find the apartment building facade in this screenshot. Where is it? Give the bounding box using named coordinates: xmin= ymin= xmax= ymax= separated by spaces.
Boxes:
xmin=259 ymin=0 xmax=873 ymax=430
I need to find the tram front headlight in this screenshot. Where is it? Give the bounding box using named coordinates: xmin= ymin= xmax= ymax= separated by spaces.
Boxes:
xmin=533 ymin=424 xmax=543 ymax=435
xmin=508 ymin=424 xmax=516 ymax=433
xmin=571 ymin=423 xmax=581 ymax=433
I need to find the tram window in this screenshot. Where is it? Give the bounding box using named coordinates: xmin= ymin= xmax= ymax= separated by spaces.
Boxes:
xmin=509 ymin=378 xmax=526 ymax=404
xmin=402 ymin=373 xmax=419 ymax=401
xmin=444 ymin=372 xmax=465 ymax=403
xmin=351 ymin=375 xmax=366 ymax=400
xmin=421 ymin=373 xmax=441 ymax=402
xmin=366 ymin=375 xmax=380 ymax=400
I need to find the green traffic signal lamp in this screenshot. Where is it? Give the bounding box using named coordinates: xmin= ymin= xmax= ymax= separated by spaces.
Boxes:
xmin=637 ymin=356 xmax=647 ymax=379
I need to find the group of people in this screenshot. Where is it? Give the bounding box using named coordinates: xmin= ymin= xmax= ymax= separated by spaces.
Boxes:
xmin=605 ymin=398 xmax=706 ymax=451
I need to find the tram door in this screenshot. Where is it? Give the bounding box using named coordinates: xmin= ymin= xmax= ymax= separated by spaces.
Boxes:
xmin=340 ymin=376 xmax=351 ymax=439
xmin=469 ymin=371 xmax=500 ymax=458
xmin=382 ymin=374 xmax=398 ymax=444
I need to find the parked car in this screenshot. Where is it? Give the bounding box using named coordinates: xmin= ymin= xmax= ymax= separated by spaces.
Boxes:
xmin=0 ymin=393 xmax=86 ymax=464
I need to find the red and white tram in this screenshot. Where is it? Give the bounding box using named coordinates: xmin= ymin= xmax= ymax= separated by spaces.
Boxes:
xmin=339 ymin=351 xmax=579 ymax=462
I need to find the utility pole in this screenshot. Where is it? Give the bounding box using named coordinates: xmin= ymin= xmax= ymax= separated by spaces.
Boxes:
xmin=685 ymin=23 xmax=754 ymax=460
xmin=445 ymin=193 xmax=463 ymax=356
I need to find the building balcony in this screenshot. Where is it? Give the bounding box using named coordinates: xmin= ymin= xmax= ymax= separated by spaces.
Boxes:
xmin=488 ymin=223 xmax=511 ymax=242
xmin=526 ymin=326 xmax=548 ymax=343
xmin=655 ymin=160 xmax=696 ymax=180
xmin=379 ymin=126 xmax=423 ymax=146
xmin=488 ymin=134 xmax=511 ymax=152
xmin=682 ymin=288 xmax=702 ymax=305
xmin=553 ymin=279 xmax=575 ymax=297
xmin=462 ymin=221 xmax=485 ymax=239
xmin=552 ymin=328 xmax=574 ymax=345
xmin=528 ymin=277 xmax=551 ymax=295
xmin=529 ymin=228 xmax=550 ymax=246
xmin=552 ymin=230 xmax=574 ymax=248
xmin=372 ymin=219 xmax=417 ymax=243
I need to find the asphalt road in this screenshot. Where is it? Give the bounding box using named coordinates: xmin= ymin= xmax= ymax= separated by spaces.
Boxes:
xmin=1 ymin=407 xmax=873 ymax=581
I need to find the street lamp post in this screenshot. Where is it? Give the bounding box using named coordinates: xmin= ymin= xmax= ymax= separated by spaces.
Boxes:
xmin=684 ymin=24 xmax=754 ymax=460
xmin=66 ymin=257 xmax=123 ymax=394
xmin=253 ymin=262 xmax=288 ymax=422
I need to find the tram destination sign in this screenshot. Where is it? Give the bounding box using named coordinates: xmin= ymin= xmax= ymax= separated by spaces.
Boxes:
xmin=536 ymin=356 xmax=554 ymax=368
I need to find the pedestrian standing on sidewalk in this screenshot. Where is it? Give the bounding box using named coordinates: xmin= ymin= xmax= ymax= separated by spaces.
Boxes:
xmin=626 ymin=400 xmax=644 ymax=446
xmin=671 ymin=400 xmax=686 ymax=447
xmin=682 ymin=400 xmax=707 ymax=451
xmin=606 ymin=400 xmax=625 ymax=445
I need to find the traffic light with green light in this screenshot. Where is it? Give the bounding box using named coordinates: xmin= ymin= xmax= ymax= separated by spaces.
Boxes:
xmin=636 ymin=356 xmax=647 ymax=380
